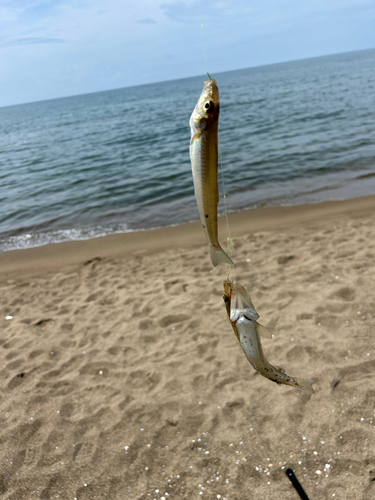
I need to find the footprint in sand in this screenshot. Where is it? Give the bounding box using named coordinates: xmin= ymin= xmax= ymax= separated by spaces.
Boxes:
xmin=164 ymin=279 xmax=188 ymax=295
xmin=329 ymin=287 xmax=356 ymax=301
xmin=34 ymin=318 xmax=53 ymax=326
xmin=7 ymin=372 xmax=27 ymax=390
xmin=277 ymin=254 xmax=296 ymax=265
xmin=159 ymin=314 xmax=189 ymax=328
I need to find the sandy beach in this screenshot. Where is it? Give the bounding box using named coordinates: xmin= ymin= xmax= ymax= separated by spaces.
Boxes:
xmin=1 ymin=195 xmax=375 ymax=499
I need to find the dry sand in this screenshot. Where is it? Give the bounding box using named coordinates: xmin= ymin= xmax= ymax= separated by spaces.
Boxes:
xmin=1 ymin=195 xmax=375 ymax=499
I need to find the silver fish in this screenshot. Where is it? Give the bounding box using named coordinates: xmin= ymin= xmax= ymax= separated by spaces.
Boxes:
xmin=189 ymin=79 xmax=234 ymax=267
xmin=223 ymin=279 xmax=315 ymax=394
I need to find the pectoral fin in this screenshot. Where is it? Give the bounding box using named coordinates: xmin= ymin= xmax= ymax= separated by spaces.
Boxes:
xmin=230 ymin=284 xmax=259 ymax=322
xmin=256 ymin=323 xmax=273 ymax=339
xmin=190 ymin=132 xmax=201 ymax=145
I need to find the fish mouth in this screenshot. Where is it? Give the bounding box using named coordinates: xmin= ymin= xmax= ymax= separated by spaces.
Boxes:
xmin=223 ymin=278 xmax=233 ymax=299
xmin=202 ymin=79 xmax=219 ymax=104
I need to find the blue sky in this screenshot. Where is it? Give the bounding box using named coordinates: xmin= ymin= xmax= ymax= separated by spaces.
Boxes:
xmin=1 ymin=0 xmax=374 ymax=106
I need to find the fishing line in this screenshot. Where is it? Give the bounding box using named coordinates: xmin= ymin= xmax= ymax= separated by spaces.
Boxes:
xmin=200 ymin=24 xmax=211 ymax=80
xmin=219 ymin=148 xmax=234 ymax=276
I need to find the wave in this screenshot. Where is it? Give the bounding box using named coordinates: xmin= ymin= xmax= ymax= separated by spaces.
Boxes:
xmin=0 ymin=224 xmax=130 ymax=252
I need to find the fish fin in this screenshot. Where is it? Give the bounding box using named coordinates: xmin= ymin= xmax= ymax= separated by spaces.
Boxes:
xmin=230 ymin=307 xmax=241 ymax=323
xmin=294 ymin=377 xmax=315 ymax=394
xmin=209 ymin=246 xmax=234 ymax=268
xmin=190 ymin=132 xmax=201 ymax=145
xmin=230 ymin=283 xmax=258 ymax=322
xmin=236 ymin=316 xmax=253 ymax=327
xmin=256 ymin=323 xmax=273 ymax=339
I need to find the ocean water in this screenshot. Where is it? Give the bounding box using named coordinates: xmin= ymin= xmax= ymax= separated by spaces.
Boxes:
xmin=1 ymin=49 xmax=375 ymax=252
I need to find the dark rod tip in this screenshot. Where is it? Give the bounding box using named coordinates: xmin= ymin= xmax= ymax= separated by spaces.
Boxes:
xmin=285 ymin=468 xmax=311 ymax=500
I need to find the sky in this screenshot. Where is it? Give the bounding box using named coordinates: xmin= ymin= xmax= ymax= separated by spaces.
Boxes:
xmin=1 ymin=0 xmax=375 ymax=107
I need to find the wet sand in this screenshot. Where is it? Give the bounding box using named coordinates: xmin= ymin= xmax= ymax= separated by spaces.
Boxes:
xmin=1 ymin=195 xmax=375 ymax=499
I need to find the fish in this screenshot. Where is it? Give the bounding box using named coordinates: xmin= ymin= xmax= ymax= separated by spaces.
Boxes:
xmin=223 ymin=279 xmax=315 ymax=394
xmin=189 ymin=79 xmax=234 ymax=267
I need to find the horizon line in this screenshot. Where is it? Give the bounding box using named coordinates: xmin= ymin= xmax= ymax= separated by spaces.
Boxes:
xmin=2 ymin=46 xmax=374 ymax=110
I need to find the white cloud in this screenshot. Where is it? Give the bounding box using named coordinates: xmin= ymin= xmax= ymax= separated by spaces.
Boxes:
xmin=0 ymin=36 xmax=65 ymax=46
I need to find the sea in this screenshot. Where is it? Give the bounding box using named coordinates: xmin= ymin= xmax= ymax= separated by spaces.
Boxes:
xmin=1 ymin=49 xmax=375 ymax=253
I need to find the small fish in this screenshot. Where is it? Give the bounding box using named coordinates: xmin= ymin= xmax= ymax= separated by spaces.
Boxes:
xmin=223 ymin=279 xmax=315 ymax=394
xmin=190 ymin=79 xmax=234 ymax=267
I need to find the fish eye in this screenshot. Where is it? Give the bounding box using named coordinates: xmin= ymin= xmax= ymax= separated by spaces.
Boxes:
xmin=204 ymin=101 xmax=215 ymax=113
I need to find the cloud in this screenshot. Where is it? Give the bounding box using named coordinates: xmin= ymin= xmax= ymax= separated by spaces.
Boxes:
xmin=137 ymin=18 xmax=157 ymax=25
xmin=161 ymin=0 xmax=220 ymax=24
xmin=160 ymin=0 xmax=375 ymax=25
xmin=0 ymin=36 xmax=66 ymax=47
xmin=160 ymin=0 xmax=259 ymax=24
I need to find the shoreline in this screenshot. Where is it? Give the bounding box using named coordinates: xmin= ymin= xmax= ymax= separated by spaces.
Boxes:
xmin=1 ymin=194 xmax=375 ymax=279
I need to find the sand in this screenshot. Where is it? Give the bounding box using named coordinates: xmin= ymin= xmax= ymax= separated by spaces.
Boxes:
xmin=1 ymin=195 xmax=375 ymax=499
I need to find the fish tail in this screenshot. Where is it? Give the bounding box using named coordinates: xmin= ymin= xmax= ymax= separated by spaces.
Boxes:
xmin=294 ymin=377 xmax=315 ymax=394
xmin=209 ymin=245 xmax=234 ymax=267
